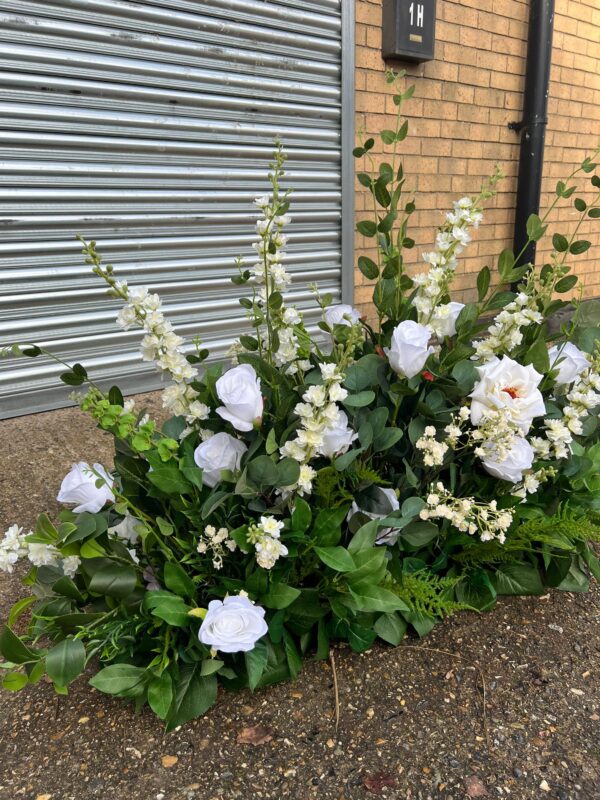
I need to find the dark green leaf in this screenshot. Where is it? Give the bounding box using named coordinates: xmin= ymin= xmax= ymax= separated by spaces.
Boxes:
xmin=569 ymin=240 xmax=591 ymax=255
xmin=262 ymin=584 xmax=301 ymax=610
xmin=148 ymin=671 xmax=173 ymax=719
xmin=89 ymin=664 xmax=147 ymax=697
xmin=357 ymin=220 xmax=377 ymax=237
xmin=166 ymin=664 xmax=217 ymax=730
xmin=245 ymin=640 xmax=268 ymax=690
xmin=314 ymin=546 xmax=356 ymax=572
xmin=46 ymin=639 xmax=86 ymax=687
xmin=88 ymin=565 xmax=137 ymax=598
xmin=164 ymin=562 xmax=196 ymax=599
xmin=357 ymin=256 xmax=379 ymax=280
xmin=374 ymin=612 xmax=407 ymax=645
xmin=0 ymin=626 xmax=40 ymax=664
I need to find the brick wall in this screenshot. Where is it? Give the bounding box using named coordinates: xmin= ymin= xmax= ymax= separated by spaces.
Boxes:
xmin=354 ymin=0 xmax=600 ymax=313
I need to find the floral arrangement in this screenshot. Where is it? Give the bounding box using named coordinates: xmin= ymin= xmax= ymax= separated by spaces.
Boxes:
xmin=1 ymin=72 xmax=600 ymax=728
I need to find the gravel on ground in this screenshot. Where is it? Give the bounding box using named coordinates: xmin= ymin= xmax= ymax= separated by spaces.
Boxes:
xmin=0 ymin=396 xmax=598 ymax=800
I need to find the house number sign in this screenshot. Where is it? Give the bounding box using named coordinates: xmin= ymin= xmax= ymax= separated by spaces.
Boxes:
xmin=382 ymin=0 xmax=436 ymax=62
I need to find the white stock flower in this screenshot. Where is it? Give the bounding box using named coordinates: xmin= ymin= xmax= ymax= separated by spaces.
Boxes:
xmin=62 ymin=555 xmax=82 ymax=578
xmin=470 ymin=356 xmax=545 ymax=434
xmin=324 ymin=304 xmax=361 ymax=328
xmin=215 ymin=364 xmax=263 ymax=432
xmin=318 ymin=410 xmax=358 ymax=458
xmin=27 ymin=543 xmax=60 ymax=567
xmin=198 ymin=595 xmax=268 ymax=653
xmin=385 ymin=320 xmax=433 ymax=379
xmin=56 ymin=462 xmax=114 ymax=513
xmin=481 ymin=436 xmax=534 ymax=483
xmin=548 ymin=342 xmax=591 ymax=386
xmin=194 ymin=432 xmax=247 ymax=488
xmin=430 ymin=302 xmax=465 ymax=338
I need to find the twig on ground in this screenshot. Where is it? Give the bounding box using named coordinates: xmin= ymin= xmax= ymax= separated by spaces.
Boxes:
xmin=330 ymin=650 xmax=340 ymax=732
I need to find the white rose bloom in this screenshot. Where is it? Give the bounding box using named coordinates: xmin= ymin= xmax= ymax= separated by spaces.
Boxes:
xmin=56 ymin=462 xmax=114 ymax=514
xmin=385 ymin=320 xmax=434 ymax=379
xmin=318 ymin=410 xmax=358 ymax=458
xmin=194 ymin=432 xmax=247 ymax=488
xmin=198 ymin=595 xmax=268 ymax=653
xmin=324 ymin=304 xmax=361 ymax=327
xmin=108 ymin=514 xmax=142 ymax=545
xmin=430 ymin=302 xmax=465 ymax=338
xmin=349 ymin=488 xmax=401 ymax=545
xmin=548 ymin=342 xmax=591 ymax=385
xmin=481 ymin=436 xmax=534 ymax=483
xmin=470 ymin=356 xmax=546 ymax=433
xmin=215 ymin=364 xmax=264 ymax=432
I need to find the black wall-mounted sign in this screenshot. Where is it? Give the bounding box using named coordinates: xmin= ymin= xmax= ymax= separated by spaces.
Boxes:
xmin=382 ymin=0 xmax=436 ymax=63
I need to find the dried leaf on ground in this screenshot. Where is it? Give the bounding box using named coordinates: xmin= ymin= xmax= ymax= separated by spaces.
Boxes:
xmin=236 ymin=725 xmax=273 ymax=746
xmin=363 ymin=772 xmax=397 ymax=793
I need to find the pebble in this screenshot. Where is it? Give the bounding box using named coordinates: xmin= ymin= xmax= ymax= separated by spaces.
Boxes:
xmin=512 ymin=768 xmax=523 ymax=779
xmin=539 ymin=779 xmax=551 ymax=792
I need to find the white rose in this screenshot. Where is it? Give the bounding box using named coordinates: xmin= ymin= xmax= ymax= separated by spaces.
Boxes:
xmin=548 ymin=342 xmax=590 ymax=385
xmin=318 ymin=410 xmax=358 ymax=458
xmin=56 ymin=462 xmax=114 ymax=513
xmin=108 ymin=514 xmax=142 ymax=545
xmin=470 ymin=356 xmax=546 ymax=433
xmin=349 ymin=487 xmax=400 ymax=545
xmin=430 ymin=302 xmax=465 ymax=338
xmin=198 ymin=595 xmax=268 ymax=653
xmin=385 ymin=320 xmax=433 ymax=379
xmin=215 ymin=364 xmax=264 ymax=432
xmin=481 ymin=437 xmax=534 ymax=483
xmin=194 ymin=432 xmax=247 ymax=488
xmin=324 ymin=304 xmax=361 ymax=327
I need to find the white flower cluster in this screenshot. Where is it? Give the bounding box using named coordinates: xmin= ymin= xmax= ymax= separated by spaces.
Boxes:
xmin=473 ymin=292 xmax=543 ymax=362
xmin=535 ymin=362 xmax=600 ymax=459
xmin=116 ymin=285 xmax=197 ymax=383
xmin=0 ymin=525 xmax=81 ymax=578
xmin=420 ymin=484 xmax=513 ymax=543
xmin=197 ymin=525 xmax=237 ymax=570
xmin=251 ymin=194 xmax=292 ymax=301
xmin=412 ymin=196 xmax=482 ymax=331
xmin=247 ymin=516 xmax=288 ymax=570
xmin=511 ymin=466 xmax=556 ymax=500
xmin=280 ymin=363 xmax=356 ymax=473
xmin=415 ymin=426 xmax=449 ymax=467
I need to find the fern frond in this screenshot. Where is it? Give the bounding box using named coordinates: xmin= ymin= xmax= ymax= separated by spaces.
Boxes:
xmin=386 ymin=571 xmax=468 ymax=618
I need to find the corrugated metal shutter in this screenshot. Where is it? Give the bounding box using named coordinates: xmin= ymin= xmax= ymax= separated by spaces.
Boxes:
xmin=0 ymin=0 xmax=353 ymax=418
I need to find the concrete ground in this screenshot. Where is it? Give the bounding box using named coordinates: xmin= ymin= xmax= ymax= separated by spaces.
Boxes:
xmin=0 ymin=395 xmax=598 ymax=800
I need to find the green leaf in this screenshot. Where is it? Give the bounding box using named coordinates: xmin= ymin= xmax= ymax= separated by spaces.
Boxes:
xmin=343 ymin=390 xmax=375 ymax=407
xmin=497 ymin=248 xmax=515 ymax=279
xmin=402 ymin=610 xmax=436 ymax=637
xmin=378 ymin=210 xmax=396 ymax=234
xmin=349 ymin=584 xmax=409 ymax=613
xmin=89 ymin=664 xmax=147 ymax=697
xmin=46 ymin=638 xmax=86 ymax=687
xmin=523 ymin=334 xmax=550 ymax=373
xmin=372 ymin=427 xmax=403 ymax=452
xmin=0 ymin=626 xmax=39 ymax=664
xmin=312 ymin=506 xmax=349 ymax=546
xmin=164 ymin=562 xmax=196 ymax=599
xmin=201 ymin=659 xmax=224 ymax=676
xmin=526 ymin=213 xmax=546 ymax=242
xmin=247 ymin=455 xmax=279 ymax=487
xmin=166 ymin=664 xmax=217 ymax=730
xmin=347 ymin=622 xmax=377 ymax=652
xmin=356 ymin=171 xmax=371 ymax=188
xmin=2 ymin=671 xmax=28 ymax=691
xmin=283 ymin=629 xmax=303 ymax=678
xmin=148 ymin=671 xmax=173 ymax=720
xmin=348 ymin=520 xmax=378 ymax=554
xmin=291 ymin=497 xmax=311 ymax=532
xmin=374 ymin=612 xmax=407 ymax=645
xmin=88 ymin=565 xmax=137 ymax=598
xmin=588 ymin=207 xmax=600 ymax=218
xmin=245 ymin=640 xmax=268 ymax=690
xmin=492 ymin=564 xmax=544 ymax=596
xmin=552 ymin=233 xmax=569 ymax=252
xmin=144 ymin=592 xmax=192 ymax=627
xmin=574 ymin=197 xmax=587 ymax=212
xmin=380 ymin=129 xmax=396 ymax=144
xmin=262 ymin=584 xmax=301 ymax=610
xmin=358 ymin=256 xmax=379 ymax=280
xmin=555 ymin=275 xmax=578 ymax=293
xmin=314 ymin=546 xmax=356 ymax=572
xmin=148 ymin=464 xmax=193 ymax=495
xmin=7 ymin=596 xmax=37 ymax=628
xmin=569 ymin=240 xmax=591 ymax=255
xmin=356 ymin=220 xmax=377 ymax=237
xmin=476 ymin=266 xmax=491 ymax=301
xmin=276 ymin=457 xmax=301 ymax=488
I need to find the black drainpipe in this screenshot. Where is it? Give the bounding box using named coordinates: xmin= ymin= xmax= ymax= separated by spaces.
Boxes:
xmin=509 ymin=0 xmax=555 ymax=271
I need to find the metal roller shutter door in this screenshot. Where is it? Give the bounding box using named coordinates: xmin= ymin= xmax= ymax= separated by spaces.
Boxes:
xmin=0 ymin=0 xmax=354 ymax=418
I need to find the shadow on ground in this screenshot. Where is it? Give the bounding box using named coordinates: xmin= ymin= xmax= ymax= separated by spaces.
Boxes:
xmin=0 ymin=396 xmax=598 ymax=800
